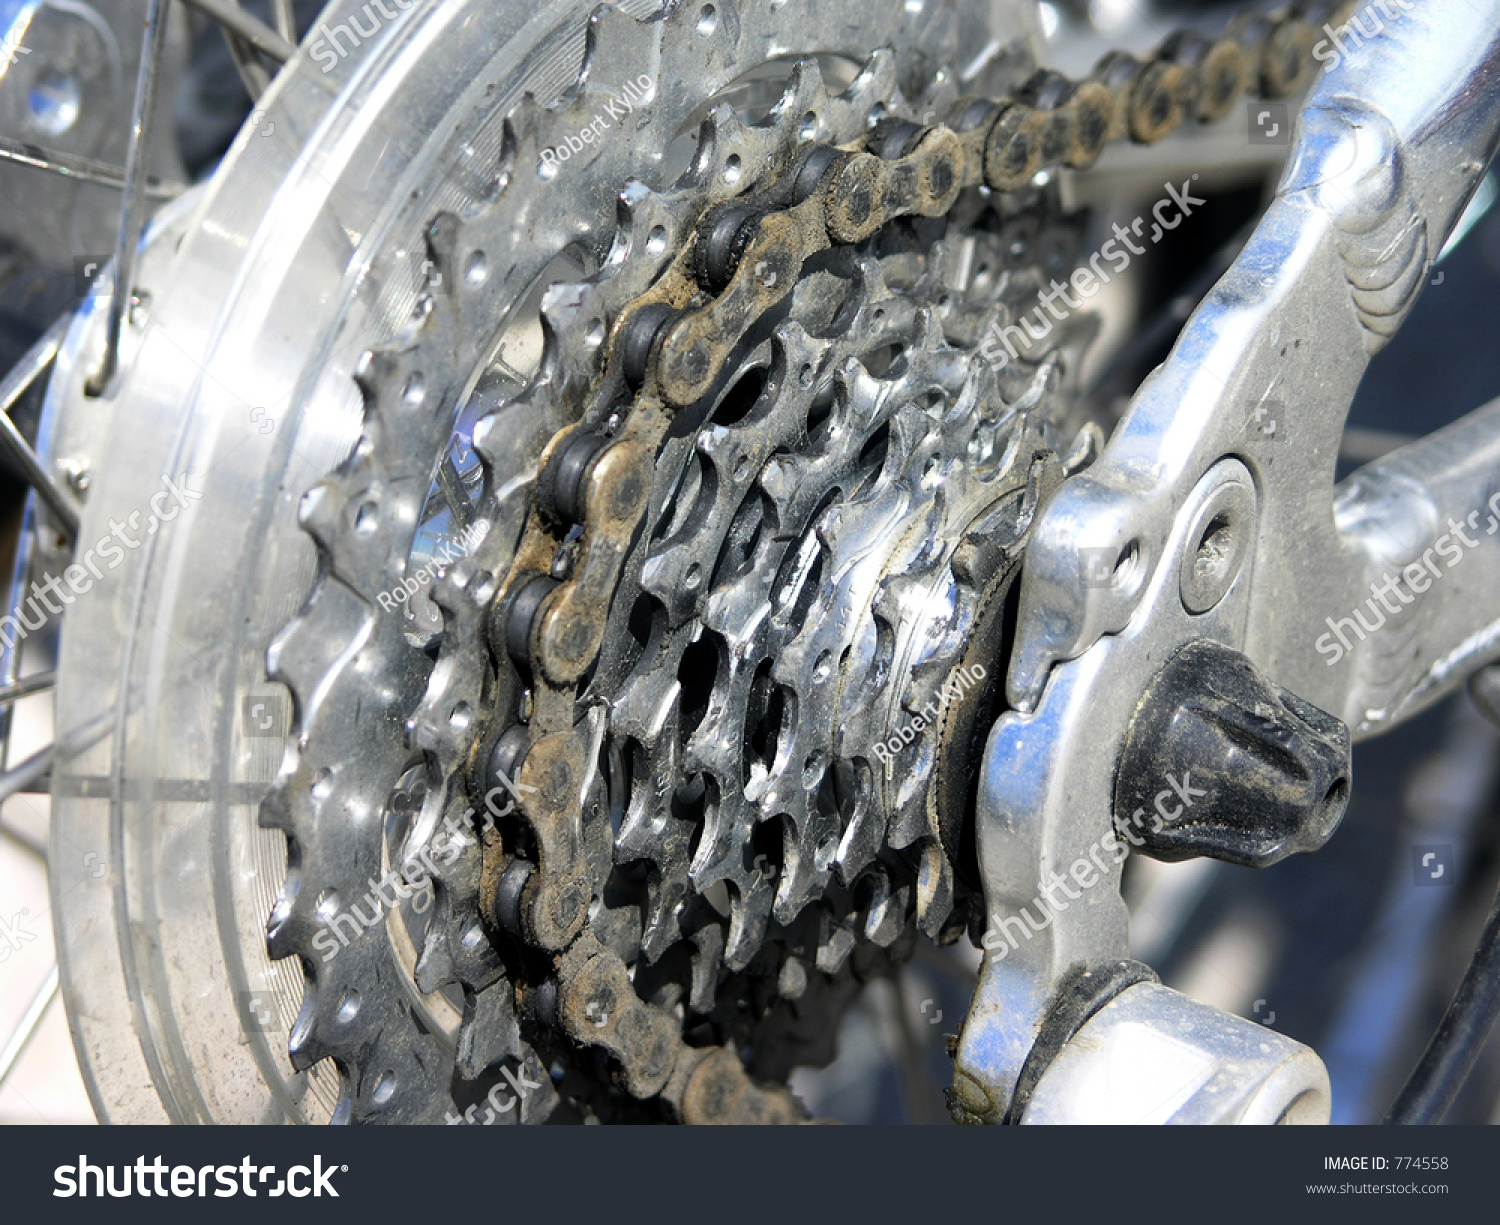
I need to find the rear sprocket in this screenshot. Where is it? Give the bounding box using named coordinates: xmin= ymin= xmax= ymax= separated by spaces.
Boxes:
xmin=267 ymin=0 xmax=1096 ymax=1122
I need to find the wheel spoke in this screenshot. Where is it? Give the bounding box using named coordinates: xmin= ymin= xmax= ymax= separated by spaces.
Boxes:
xmin=0 ymin=671 xmax=56 ymax=706
xmin=0 ymin=318 xmax=83 ymax=538
xmin=214 ymin=1 xmax=274 ymax=101
xmin=0 ymin=816 xmax=46 ymax=859
xmin=0 ymin=136 xmax=185 ymax=199
xmin=0 ymin=742 xmax=54 ymax=805
xmin=176 ymin=0 xmax=296 ymax=63
xmin=0 ymin=710 xmax=114 ymax=806
xmin=85 ymin=0 xmax=174 ymax=397
xmin=270 ymin=0 xmax=297 ymax=44
xmin=0 ymin=965 xmax=60 ymax=1091
xmin=224 ymin=32 xmax=273 ymax=102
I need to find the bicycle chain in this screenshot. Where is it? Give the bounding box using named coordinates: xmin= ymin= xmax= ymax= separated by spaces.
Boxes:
xmin=472 ymin=0 xmax=1355 ymax=1121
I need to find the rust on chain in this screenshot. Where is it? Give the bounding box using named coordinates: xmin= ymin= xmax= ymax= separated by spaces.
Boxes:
xmin=514 ymin=730 xmax=590 ymax=949
xmin=677 ymin=1047 xmax=807 ymax=1124
xmin=557 ymin=939 xmax=681 ymax=1098
xmin=656 ymin=208 xmax=820 ymax=405
xmin=535 ymin=437 xmax=654 ymax=685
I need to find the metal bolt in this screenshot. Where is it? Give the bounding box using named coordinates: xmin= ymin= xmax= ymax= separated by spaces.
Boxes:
xmin=1178 ymin=476 xmax=1254 ymax=614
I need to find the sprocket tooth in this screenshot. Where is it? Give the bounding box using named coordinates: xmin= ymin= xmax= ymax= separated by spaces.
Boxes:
xmin=614 ymin=706 xmax=683 ymax=862
xmin=409 ymin=563 xmax=491 ymax=758
xmin=422 ymin=212 xmax=463 ymax=303
xmin=888 ymin=767 xmax=935 ymax=849
xmin=639 ymin=866 xmax=694 ymax=962
xmin=915 ymin=839 xmax=955 ymax=938
xmin=688 ymin=921 xmax=726 ymax=1014
xmin=813 ymin=499 xmax=857 ymax=558
xmin=842 ymin=46 xmax=900 ymax=121
xmin=578 ymin=2 xmax=663 ymax=105
xmin=772 ymin=804 xmax=838 ymax=925
xmin=257 ymin=772 xmax=300 ymax=836
xmin=266 ymin=866 xmax=314 ymax=960
xmin=413 ymin=912 xmax=458 ymax=997
xmin=683 ymin=641 xmax=754 ymax=780
xmin=612 ymin=180 xmax=684 ymax=274
xmin=776 ymin=955 xmax=809 ymax=1000
xmin=416 ymin=829 xmax=504 ymax=994
xmin=751 ymin=768 xmax=804 ymax=832
xmin=656 ymin=0 xmax=740 ymax=95
xmin=636 ymin=815 xmax=699 ymax=962
xmin=905 ymin=652 xmax=964 ymax=717
xmin=872 ymin=568 xmax=928 ymax=632
xmin=287 ymin=976 xmax=334 ymax=1073
xmin=350 ymin=346 xmax=403 ymax=403
xmin=684 ymin=741 xmax=748 ymax=874
xmin=538 ymin=280 xmax=606 ymax=398
xmin=723 ymin=868 xmax=777 ymax=971
xmin=448 ymin=111 xmax=515 ymax=206
xmin=613 ymin=771 xmax=672 ymax=863
xmin=832 ymin=761 xmax=883 ymax=885
xmin=1008 ymin=349 xmax=1065 ymax=413
xmin=682 ymin=694 xmax=741 ymax=787
xmin=766 ymin=56 xmax=831 ymax=132
xmin=857 ymin=866 xmax=902 ymax=947
xmin=952 ymin=521 xmax=1019 ymax=587
xmin=611 ymin=635 xmax=682 ymax=741
xmin=638 ymin=553 xmax=701 ymax=626
xmin=698 ymin=571 xmax=764 ymax=648
xmin=502 ymin=90 xmax=544 ymax=153
xmin=814 ymin=909 xmax=857 ymax=975
xmin=913 ymin=64 xmax=962 ymax=128
xmin=687 ymin=102 xmax=763 ymax=191
xmin=455 ymin=982 xmax=522 ymax=1080
xmin=755 ymin=452 xmax=799 ymax=507
xmin=347 ymin=1030 xmax=453 ymax=1124
xmin=469 ymin=383 xmax=547 ymax=467
xmin=293 ymin=480 xmax=344 ymax=556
